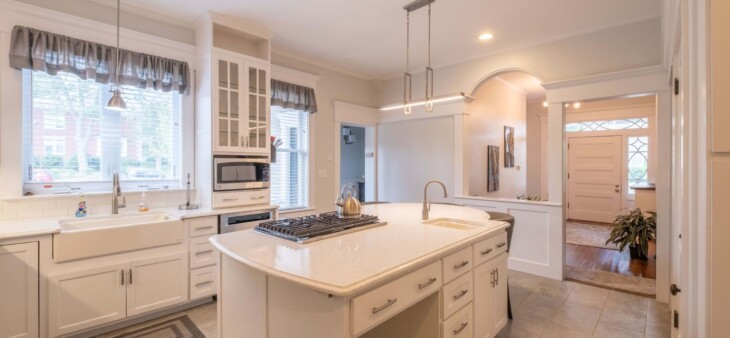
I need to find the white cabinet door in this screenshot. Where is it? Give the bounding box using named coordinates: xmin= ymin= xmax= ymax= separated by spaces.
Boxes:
xmin=490 ymin=253 xmax=509 ymax=335
xmin=127 ymin=254 xmax=188 ymax=317
xmin=473 ymin=261 xmax=493 ymax=338
xmin=48 ymin=264 xmax=127 ymax=337
xmin=213 ymin=53 xmax=245 ymax=153
xmin=242 ymin=59 xmax=270 ymax=154
xmin=0 ymin=242 xmax=39 ymax=338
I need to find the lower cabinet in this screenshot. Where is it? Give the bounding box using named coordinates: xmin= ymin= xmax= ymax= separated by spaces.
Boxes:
xmin=49 ymin=253 xmax=188 ymax=337
xmin=473 ymin=252 xmax=509 ymax=338
xmin=0 ymin=242 xmax=39 ymax=338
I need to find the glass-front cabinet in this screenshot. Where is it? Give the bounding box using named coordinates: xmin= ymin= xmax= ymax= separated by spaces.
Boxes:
xmin=213 ymin=50 xmax=269 ymax=154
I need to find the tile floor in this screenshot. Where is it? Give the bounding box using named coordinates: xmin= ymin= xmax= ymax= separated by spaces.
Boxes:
xmin=101 ymin=270 xmax=670 ymax=338
xmin=499 ymin=270 xmax=671 ymax=338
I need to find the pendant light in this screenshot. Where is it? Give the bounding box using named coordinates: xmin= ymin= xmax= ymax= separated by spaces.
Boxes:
xmin=106 ymin=0 xmax=127 ymax=111
xmin=402 ymin=0 xmax=436 ymax=115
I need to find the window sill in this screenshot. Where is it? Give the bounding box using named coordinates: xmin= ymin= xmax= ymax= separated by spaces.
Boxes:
xmin=4 ymin=187 xmax=191 ymax=201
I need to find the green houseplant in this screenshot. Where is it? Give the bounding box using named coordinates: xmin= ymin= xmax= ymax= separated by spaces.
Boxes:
xmin=605 ymin=208 xmax=656 ymax=260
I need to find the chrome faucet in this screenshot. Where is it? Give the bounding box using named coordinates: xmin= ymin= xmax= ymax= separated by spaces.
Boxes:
xmin=422 ymin=180 xmax=448 ymax=220
xmin=111 ymin=171 xmax=126 ymax=214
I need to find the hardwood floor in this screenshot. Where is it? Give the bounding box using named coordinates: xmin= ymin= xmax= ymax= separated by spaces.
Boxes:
xmin=566 ymin=241 xmax=657 ymax=279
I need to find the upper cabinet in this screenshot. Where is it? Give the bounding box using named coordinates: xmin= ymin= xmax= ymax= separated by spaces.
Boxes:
xmin=197 ymin=12 xmax=272 ymax=155
xmin=213 ymin=52 xmax=269 ymax=154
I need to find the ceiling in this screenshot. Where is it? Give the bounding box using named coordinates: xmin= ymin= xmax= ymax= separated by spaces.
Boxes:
xmin=92 ymin=0 xmax=661 ymax=79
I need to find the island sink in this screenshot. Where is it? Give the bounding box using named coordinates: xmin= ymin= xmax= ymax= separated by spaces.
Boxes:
xmin=423 ymin=217 xmax=485 ymax=230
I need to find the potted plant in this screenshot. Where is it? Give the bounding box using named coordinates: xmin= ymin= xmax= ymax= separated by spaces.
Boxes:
xmin=605 ymin=208 xmax=656 ymax=260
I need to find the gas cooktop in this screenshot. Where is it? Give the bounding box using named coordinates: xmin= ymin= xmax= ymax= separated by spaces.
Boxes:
xmin=254 ymin=212 xmax=386 ymax=243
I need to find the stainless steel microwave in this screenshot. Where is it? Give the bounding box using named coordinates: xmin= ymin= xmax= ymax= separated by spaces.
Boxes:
xmin=213 ymin=156 xmax=270 ymax=191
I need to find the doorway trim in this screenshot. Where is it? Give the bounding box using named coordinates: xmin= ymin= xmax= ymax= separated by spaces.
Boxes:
xmin=543 ymin=65 xmax=672 ymax=303
xmin=333 ymin=101 xmax=379 ymax=202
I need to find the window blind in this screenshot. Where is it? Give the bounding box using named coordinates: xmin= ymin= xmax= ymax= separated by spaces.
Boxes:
xmin=22 ymin=69 xmax=182 ymax=193
xmin=269 ymin=105 xmax=310 ymax=210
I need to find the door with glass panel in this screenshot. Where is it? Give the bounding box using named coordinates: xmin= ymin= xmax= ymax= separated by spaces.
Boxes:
xmin=214 ymin=54 xmax=244 ymax=152
xmin=244 ymin=59 xmax=270 ymax=154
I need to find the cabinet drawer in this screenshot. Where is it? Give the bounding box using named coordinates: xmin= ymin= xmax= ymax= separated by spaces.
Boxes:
xmin=351 ymin=260 xmax=441 ymax=336
xmin=442 ymin=271 xmax=473 ymax=319
xmin=187 ymin=216 xmax=218 ymax=238
xmin=190 ymin=266 xmax=217 ymax=300
xmin=442 ymin=302 xmax=473 ymax=338
xmin=190 ymin=237 xmax=217 ymax=269
xmin=443 ymin=246 xmax=473 ymax=283
xmin=474 ymin=232 xmax=508 ymax=267
xmin=212 ymin=189 xmax=270 ymax=208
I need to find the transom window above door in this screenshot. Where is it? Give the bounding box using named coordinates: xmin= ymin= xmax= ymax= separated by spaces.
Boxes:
xmin=565 ymin=117 xmax=649 ymax=132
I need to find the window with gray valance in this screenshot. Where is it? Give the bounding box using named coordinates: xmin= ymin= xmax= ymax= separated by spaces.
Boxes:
xmin=271 ymin=79 xmax=317 ymax=113
xmin=8 ymin=25 xmax=190 ymax=95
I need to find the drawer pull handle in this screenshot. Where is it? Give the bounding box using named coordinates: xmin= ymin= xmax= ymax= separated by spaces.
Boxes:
xmin=418 ymin=277 xmax=437 ymax=290
xmin=196 ymin=281 xmax=214 ymax=287
xmin=496 ymin=242 xmax=507 ymax=248
xmin=490 ymin=270 xmax=496 ymax=287
xmin=195 ymin=250 xmax=214 ymax=255
xmin=481 ymin=248 xmax=493 ymax=256
xmin=372 ymin=298 xmax=398 ymax=314
xmin=196 ymin=226 xmax=215 ymax=230
xmin=222 ymin=198 xmax=239 ymax=202
xmin=454 ymin=260 xmax=469 ymax=270
xmin=252 ymin=196 xmax=266 ymax=200
xmin=453 ymin=322 xmax=468 ymax=335
xmin=496 ymin=268 xmax=499 ymax=286
xmin=452 ymin=289 xmax=468 ymax=300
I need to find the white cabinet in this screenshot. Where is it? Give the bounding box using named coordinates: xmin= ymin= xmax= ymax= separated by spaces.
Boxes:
xmin=49 ymin=254 xmax=188 ymax=337
xmin=186 ymin=216 xmax=219 ymax=300
xmin=213 ymin=50 xmax=270 ymax=154
xmin=48 ymin=264 xmax=127 ymax=337
xmin=0 ymin=242 xmax=39 ymax=338
xmin=127 ymin=254 xmax=188 ymax=316
xmin=473 ymin=252 xmax=509 ymax=338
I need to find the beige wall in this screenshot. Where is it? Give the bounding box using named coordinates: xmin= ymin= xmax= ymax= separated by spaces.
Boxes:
xmin=710 ymin=0 xmax=730 ymax=335
xmin=525 ymin=101 xmax=546 ymax=198
xmin=466 ymin=79 xmax=527 ymax=198
xmin=270 ymin=53 xmax=378 ymax=213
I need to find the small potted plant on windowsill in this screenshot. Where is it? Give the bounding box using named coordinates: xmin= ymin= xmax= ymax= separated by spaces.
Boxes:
xmin=605 ymin=208 xmax=657 ymax=261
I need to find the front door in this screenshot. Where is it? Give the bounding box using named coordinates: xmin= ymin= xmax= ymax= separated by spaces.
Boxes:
xmin=567 ymin=136 xmax=622 ymax=223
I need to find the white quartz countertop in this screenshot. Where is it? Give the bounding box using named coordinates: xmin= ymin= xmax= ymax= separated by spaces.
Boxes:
xmin=0 ymin=204 xmax=278 ymax=241
xmin=210 ymin=203 xmax=509 ymax=297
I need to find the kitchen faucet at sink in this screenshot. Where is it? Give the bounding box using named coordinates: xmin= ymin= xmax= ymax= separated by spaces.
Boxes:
xmin=112 ymin=171 xmax=126 ymax=214
xmin=422 ymin=180 xmax=448 ymax=220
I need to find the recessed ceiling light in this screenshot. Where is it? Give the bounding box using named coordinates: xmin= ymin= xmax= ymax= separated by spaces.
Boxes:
xmin=542 ymin=101 xmax=548 ymax=107
xmin=478 ymin=33 xmax=494 ymax=41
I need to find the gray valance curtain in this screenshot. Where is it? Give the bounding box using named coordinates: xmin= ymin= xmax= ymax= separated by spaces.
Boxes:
xmin=8 ymin=25 xmax=190 ymax=95
xmin=271 ymin=79 xmax=317 ymax=113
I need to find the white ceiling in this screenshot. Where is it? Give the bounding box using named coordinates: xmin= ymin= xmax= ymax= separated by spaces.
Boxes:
xmin=94 ymin=0 xmax=661 ymax=79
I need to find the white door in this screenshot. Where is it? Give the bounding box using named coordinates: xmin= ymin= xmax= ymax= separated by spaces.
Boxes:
xmin=0 ymin=242 xmax=39 ymax=338
xmin=473 ymin=262 xmax=493 ymax=338
xmin=568 ymin=136 xmax=623 ymax=223
xmin=48 ymin=264 xmax=127 ymax=337
xmin=670 ymin=55 xmax=686 ymax=338
xmin=127 ymin=254 xmax=188 ymax=317
xmin=490 ymin=253 xmax=509 ymax=335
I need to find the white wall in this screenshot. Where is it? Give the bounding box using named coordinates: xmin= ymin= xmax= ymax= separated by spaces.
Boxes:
xmin=525 ymin=101 xmax=546 ymax=198
xmin=270 ymin=54 xmax=379 ymax=213
xmin=377 ymin=116 xmax=454 ymax=203
xmin=466 ymin=79 xmax=527 ymax=198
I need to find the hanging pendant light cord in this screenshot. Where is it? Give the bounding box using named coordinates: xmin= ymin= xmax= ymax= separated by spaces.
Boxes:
xmin=115 ymin=0 xmax=121 ymax=88
xmin=406 ymin=12 xmax=410 ymax=78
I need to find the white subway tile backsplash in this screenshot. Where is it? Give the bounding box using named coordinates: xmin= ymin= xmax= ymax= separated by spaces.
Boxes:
xmin=0 ymin=210 xmax=17 ymax=221
xmin=44 ymin=208 xmax=70 ymax=218
xmin=16 ymin=209 xmax=40 ymax=219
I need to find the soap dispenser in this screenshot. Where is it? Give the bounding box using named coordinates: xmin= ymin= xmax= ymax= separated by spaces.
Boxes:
xmin=138 ymin=192 xmax=149 ymax=212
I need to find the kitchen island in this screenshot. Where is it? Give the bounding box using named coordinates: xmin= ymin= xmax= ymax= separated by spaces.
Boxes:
xmin=210 ymin=203 xmax=511 ymax=338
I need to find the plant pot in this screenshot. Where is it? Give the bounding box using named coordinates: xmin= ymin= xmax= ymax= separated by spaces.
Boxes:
xmin=629 ymin=245 xmax=648 ymax=261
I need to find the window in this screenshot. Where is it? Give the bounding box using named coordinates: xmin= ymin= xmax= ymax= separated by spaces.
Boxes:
xmin=565 ymin=117 xmax=649 ymax=132
xmin=627 ymin=136 xmax=649 ymax=194
xmin=23 ymin=70 xmax=182 ymax=192
xmin=270 ymin=105 xmax=310 ymax=210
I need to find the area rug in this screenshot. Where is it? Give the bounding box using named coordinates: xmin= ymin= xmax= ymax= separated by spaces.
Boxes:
xmin=566 ymin=265 xmax=656 ymax=298
xmin=566 ymin=221 xmax=619 ymax=250
xmin=111 ymin=315 xmax=205 ymax=338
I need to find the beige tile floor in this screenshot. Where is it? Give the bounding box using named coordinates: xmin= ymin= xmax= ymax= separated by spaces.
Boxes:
xmin=105 ymin=270 xmax=670 ymax=338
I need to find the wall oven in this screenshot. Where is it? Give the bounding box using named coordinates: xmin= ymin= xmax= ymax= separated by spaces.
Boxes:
xmin=213 ymin=156 xmax=270 ymax=191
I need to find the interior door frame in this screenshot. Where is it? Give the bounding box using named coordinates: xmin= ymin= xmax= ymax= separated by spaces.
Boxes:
xmin=333 ymin=102 xmax=379 ymax=202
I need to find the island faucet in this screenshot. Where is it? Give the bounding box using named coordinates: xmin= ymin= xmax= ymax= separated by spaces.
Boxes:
xmin=422 ymin=180 xmax=448 ymax=220
xmin=111 ymin=171 xmax=126 ymax=214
